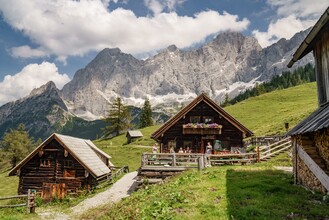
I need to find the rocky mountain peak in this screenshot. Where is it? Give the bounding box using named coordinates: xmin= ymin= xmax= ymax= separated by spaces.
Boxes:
xmin=29 ymin=81 xmax=57 ymax=97
xmin=166 ymin=44 xmax=179 ymax=52
xmin=60 ymin=29 xmax=314 ymax=120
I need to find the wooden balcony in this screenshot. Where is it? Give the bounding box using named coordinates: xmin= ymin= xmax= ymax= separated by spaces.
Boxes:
xmin=182 ymin=125 xmax=222 ymax=135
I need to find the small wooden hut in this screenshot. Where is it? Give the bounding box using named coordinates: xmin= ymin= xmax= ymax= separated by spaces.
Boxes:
xmin=151 ymin=93 xmax=253 ymax=153
xmin=126 ymin=130 xmax=143 ymax=144
xmin=9 ymin=133 xmax=113 ymax=198
xmin=287 ymin=7 xmax=329 ymax=193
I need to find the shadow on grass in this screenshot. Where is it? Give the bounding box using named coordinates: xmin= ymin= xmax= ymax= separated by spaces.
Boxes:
xmin=226 ymin=169 xmax=329 ymax=220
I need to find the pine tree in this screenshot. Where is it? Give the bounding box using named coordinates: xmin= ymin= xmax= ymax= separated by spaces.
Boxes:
xmin=139 ymin=98 xmax=153 ymax=128
xmin=1 ymin=124 xmax=36 ymax=168
xmin=103 ymin=97 xmax=132 ymax=137
xmin=221 ymin=93 xmax=231 ymax=107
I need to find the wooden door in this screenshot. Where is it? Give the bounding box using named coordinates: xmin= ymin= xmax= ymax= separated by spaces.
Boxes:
xmin=41 ymin=183 xmax=66 ymax=201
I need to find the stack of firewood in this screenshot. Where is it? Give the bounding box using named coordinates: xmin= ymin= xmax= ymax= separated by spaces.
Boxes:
xmin=315 ymin=128 xmax=329 ymax=169
xmin=296 ymin=156 xmax=326 ymax=193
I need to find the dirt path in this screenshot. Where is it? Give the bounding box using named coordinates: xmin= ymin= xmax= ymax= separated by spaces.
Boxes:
xmin=38 ymin=171 xmax=138 ymax=219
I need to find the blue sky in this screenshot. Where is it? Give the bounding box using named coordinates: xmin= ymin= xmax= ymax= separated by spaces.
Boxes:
xmin=0 ymin=0 xmax=327 ymax=105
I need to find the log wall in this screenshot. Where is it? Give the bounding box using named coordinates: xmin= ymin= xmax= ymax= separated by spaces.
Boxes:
xmin=314 ymin=26 xmax=329 ymax=105
xmin=18 ymin=139 xmax=95 ymax=195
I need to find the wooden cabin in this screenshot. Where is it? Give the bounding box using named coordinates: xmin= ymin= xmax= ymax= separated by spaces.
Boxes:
xmin=126 ymin=130 xmax=143 ymax=144
xmin=8 ymin=133 xmax=113 ymax=198
xmin=151 ymin=93 xmax=253 ymax=153
xmin=287 ymin=7 xmax=329 ymax=193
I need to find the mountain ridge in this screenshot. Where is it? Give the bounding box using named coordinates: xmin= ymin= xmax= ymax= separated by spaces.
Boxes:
xmin=61 ymin=29 xmax=313 ymax=119
xmin=0 ymin=29 xmax=314 ymax=139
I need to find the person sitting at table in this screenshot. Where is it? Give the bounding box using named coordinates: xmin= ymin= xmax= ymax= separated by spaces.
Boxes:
xmin=178 ymin=147 xmax=184 ymax=153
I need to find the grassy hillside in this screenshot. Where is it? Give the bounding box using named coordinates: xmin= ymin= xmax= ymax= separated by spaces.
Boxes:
xmin=93 ymin=83 xmax=318 ymax=170
xmin=94 ymin=125 xmax=161 ymax=171
xmin=81 ymin=157 xmax=329 ymax=220
xmin=225 ymin=82 xmax=317 ymax=136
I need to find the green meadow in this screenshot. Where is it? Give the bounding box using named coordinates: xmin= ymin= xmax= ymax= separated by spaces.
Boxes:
xmin=0 ymin=82 xmax=324 ymax=219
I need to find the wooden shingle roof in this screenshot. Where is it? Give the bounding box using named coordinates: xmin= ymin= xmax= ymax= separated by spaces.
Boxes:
xmin=126 ymin=130 xmax=143 ymax=138
xmin=9 ymin=133 xmax=112 ymax=178
xmin=151 ymin=93 xmax=253 ymax=141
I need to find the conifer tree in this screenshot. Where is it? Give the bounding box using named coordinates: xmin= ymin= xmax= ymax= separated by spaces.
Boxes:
xmin=139 ymin=98 xmax=153 ymax=128
xmin=1 ymin=124 xmax=36 ymax=168
xmin=103 ymin=97 xmax=132 ymax=137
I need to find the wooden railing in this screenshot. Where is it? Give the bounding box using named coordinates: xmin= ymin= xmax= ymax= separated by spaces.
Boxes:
xmin=0 ymin=189 xmax=36 ymax=213
xmin=112 ymin=166 xmax=129 ymax=179
xmin=259 ymin=137 xmax=292 ymax=160
xmin=141 ymin=152 xmax=258 ymax=169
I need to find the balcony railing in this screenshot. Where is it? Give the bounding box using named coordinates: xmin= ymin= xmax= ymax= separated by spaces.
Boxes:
xmin=182 ymin=124 xmax=222 ymax=135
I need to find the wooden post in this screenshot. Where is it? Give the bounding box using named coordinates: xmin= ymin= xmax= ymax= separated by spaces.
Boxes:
xmin=141 ymin=153 xmax=145 ymax=166
xmin=172 ymin=153 xmax=176 ymax=167
xmin=203 ymin=154 xmax=208 ymax=167
xmin=256 ymin=146 xmax=260 ymax=163
xmin=27 ymin=189 xmax=35 ymax=214
xmin=198 ymin=156 xmax=204 ymax=170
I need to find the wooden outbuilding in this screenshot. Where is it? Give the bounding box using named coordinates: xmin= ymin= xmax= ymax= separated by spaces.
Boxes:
xmin=9 ymin=133 xmax=113 ymax=198
xmin=151 ymin=93 xmax=253 ymax=153
xmin=126 ymin=130 xmax=143 ymax=144
xmin=287 ymin=7 xmax=329 ymax=193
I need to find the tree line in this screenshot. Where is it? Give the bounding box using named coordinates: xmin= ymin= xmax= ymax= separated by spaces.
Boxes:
xmin=221 ymin=63 xmax=315 ymax=107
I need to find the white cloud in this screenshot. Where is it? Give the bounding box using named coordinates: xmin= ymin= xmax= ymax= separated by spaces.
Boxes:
xmin=11 ymin=45 xmax=48 ymax=58
xmin=0 ymin=0 xmax=249 ymax=61
xmin=252 ymin=15 xmax=312 ymax=47
xmin=267 ymin=0 xmax=328 ymax=19
xmin=144 ymin=0 xmax=185 ymax=15
xmin=253 ymin=0 xmax=327 ymax=47
xmin=0 ymin=62 xmax=70 ymax=105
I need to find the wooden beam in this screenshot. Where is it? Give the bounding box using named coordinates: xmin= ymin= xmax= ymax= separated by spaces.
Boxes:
xmin=297 ymin=144 xmax=329 ymax=191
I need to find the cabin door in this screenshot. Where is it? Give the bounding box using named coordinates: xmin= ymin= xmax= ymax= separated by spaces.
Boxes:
xmin=41 ymin=183 xmax=66 ymax=201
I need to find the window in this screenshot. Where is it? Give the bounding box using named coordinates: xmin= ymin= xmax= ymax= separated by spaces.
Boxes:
xmin=190 ymin=116 xmax=200 ymax=123
xmin=40 ymin=159 xmax=51 ymax=167
xmin=203 ymin=116 xmax=214 ymax=124
xmin=64 ymin=160 xmax=73 ymax=168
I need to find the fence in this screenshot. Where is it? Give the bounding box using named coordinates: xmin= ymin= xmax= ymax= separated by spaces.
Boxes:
xmin=244 ymin=135 xmax=287 ymax=147
xmin=259 ymin=137 xmax=292 ymax=161
xmin=141 ymin=151 xmax=259 ymax=169
xmin=112 ymin=165 xmax=129 ymax=179
xmin=0 ymin=189 xmax=36 ymax=213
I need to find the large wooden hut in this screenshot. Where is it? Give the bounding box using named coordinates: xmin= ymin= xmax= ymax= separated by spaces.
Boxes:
xmin=151 ymin=93 xmax=253 ymax=153
xmin=287 ymin=7 xmax=329 ymax=193
xmin=9 ymin=133 xmax=113 ymax=197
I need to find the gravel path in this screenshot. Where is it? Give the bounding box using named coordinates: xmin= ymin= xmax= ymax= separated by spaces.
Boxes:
xmin=71 ymin=171 xmax=138 ymax=215
xmin=38 ymin=171 xmax=138 ymax=219
xmin=274 ymin=166 xmax=293 ymax=173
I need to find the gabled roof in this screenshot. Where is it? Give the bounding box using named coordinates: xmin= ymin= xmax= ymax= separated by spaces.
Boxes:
xmin=9 ymin=133 xmax=112 ymax=178
xmin=151 ymin=93 xmax=253 ymax=141
xmin=126 ymin=130 xmax=143 ymax=138
xmin=287 ymin=7 xmax=329 ymax=68
xmin=287 ymin=102 xmax=329 ymax=136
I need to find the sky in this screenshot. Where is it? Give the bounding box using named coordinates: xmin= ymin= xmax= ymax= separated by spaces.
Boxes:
xmin=0 ymin=0 xmax=327 ymax=106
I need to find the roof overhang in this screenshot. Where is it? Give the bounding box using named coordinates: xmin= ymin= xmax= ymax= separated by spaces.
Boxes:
xmin=287 ymin=7 xmax=329 ymax=68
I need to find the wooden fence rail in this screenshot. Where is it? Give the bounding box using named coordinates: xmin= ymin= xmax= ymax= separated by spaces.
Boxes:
xmin=141 ymin=152 xmax=259 ymax=169
xmin=112 ymin=165 xmax=129 ymax=179
xmin=0 ymin=189 xmax=36 ymax=213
